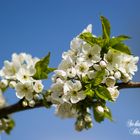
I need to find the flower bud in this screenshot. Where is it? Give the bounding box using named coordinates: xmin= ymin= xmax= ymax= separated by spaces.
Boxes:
xmin=22 ymin=100 xmax=28 ymax=107
xmin=29 ymin=100 xmax=35 ymax=107
xmin=99 ymin=60 xmax=107 ymax=68
xmin=110 ymin=71 xmax=114 ymax=75
xmin=96 ymin=106 xmax=104 ymax=115
xmin=0 ymin=79 xmax=8 ymax=88
xmin=84 ymin=114 xmax=92 ymax=123
xmin=33 ymin=94 xmax=40 ymax=101
xmin=75 ymin=119 xmax=85 ymax=132
xmin=105 ymin=76 xmax=116 ymax=87
xmin=9 ymin=81 xmax=17 ymax=88
xmin=114 ymin=71 xmax=121 ymax=79
xmin=93 ymin=64 xmax=101 ymax=71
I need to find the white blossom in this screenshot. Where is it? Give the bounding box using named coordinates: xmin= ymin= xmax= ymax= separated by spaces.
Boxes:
xmin=16 ymin=66 xmax=35 ymax=83
xmin=52 ymin=70 xmax=67 ymax=82
xmin=0 ymin=61 xmax=19 ymax=79
xmin=50 ymin=23 xmax=139 ymax=123
xmin=107 ymin=86 xmax=120 ymax=101
xmin=80 ymin=45 xmax=101 ymax=66
xmin=75 ymin=62 xmax=89 ymax=77
xmin=82 ymin=24 xmax=92 ymax=33
xmin=55 ymin=102 xmax=77 ymax=118
xmin=63 ymin=80 xmax=85 ymax=103
xmin=15 ymin=82 xmax=34 ymax=101
xmin=66 ymin=67 xmax=77 ymax=78
xmin=33 ymin=80 xmax=44 ymax=93
xmin=58 ymin=57 xmax=74 ymax=70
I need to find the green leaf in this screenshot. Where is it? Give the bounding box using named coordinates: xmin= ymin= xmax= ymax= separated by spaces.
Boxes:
xmin=100 ymin=16 xmax=111 ymax=40
xmin=79 ymin=32 xmax=96 ymax=46
xmin=95 ymin=86 xmax=113 ymax=101
xmin=111 ymin=43 xmax=131 ymax=55
xmin=109 ymin=35 xmax=131 ymax=47
xmin=82 ymin=76 xmax=90 ymax=84
xmin=84 ymin=89 xmax=95 ymax=97
xmin=79 ymin=32 xmax=103 ymax=47
xmin=104 ymin=107 xmax=113 ymax=121
xmin=115 ymin=35 xmax=131 ymax=41
xmin=85 ymin=84 xmax=92 ymax=89
xmin=92 ymin=69 xmax=105 ymax=86
xmin=33 ymin=52 xmax=56 ymax=80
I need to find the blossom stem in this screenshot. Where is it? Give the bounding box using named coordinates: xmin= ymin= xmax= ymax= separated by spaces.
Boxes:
xmin=0 ymin=81 xmax=140 ymax=119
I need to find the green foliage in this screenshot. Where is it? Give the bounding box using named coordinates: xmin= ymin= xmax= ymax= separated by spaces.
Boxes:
xmin=84 ymin=89 xmax=95 ymax=97
xmin=111 ymin=43 xmax=131 ymax=55
xmin=79 ymin=16 xmax=132 ymax=55
xmin=33 ymin=52 xmax=56 ymax=80
xmin=95 ymin=86 xmax=113 ymax=101
xmin=100 ymin=16 xmax=111 ymax=40
xmin=111 ymin=35 xmax=131 ymax=42
xmin=104 ymin=107 xmax=113 ymax=121
xmin=79 ymin=32 xmax=104 ymax=47
xmin=92 ymin=69 xmax=105 ymax=86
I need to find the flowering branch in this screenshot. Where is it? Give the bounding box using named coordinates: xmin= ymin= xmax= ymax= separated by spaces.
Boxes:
xmin=0 ymin=16 xmax=139 ymax=133
xmin=0 ymin=81 xmax=140 ymax=119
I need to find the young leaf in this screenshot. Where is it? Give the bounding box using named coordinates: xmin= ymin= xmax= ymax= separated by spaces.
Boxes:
xmin=115 ymin=35 xmax=131 ymax=41
xmin=109 ymin=35 xmax=131 ymax=47
xmin=79 ymin=32 xmax=103 ymax=47
xmin=111 ymin=43 xmax=131 ymax=55
xmin=79 ymin=32 xmax=96 ymax=46
xmin=82 ymin=76 xmax=90 ymax=84
xmin=84 ymin=89 xmax=95 ymax=97
xmin=104 ymin=107 xmax=113 ymax=121
xmin=100 ymin=16 xmax=111 ymax=40
xmin=95 ymin=86 xmax=113 ymax=101
xmin=33 ymin=52 xmax=56 ymax=80
xmin=92 ymin=69 xmax=105 ymax=86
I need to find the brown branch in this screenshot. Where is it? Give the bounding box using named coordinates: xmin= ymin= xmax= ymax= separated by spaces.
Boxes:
xmin=0 ymin=81 xmax=140 ymax=119
xmin=0 ymin=100 xmax=44 ymax=119
xmin=116 ymin=81 xmax=140 ymax=89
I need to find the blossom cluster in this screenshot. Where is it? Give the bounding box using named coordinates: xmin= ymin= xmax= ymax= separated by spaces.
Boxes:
xmin=49 ymin=24 xmax=139 ymax=131
xmin=0 ymin=53 xmax=44 ymax=107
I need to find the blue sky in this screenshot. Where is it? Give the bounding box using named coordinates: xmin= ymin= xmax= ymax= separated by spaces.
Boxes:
xmin=0 ymin=0 xmax=140 ymax=140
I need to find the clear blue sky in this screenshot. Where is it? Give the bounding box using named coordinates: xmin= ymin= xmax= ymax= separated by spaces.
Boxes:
xmin=0 ymin=0 xmax=140 ymax=140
